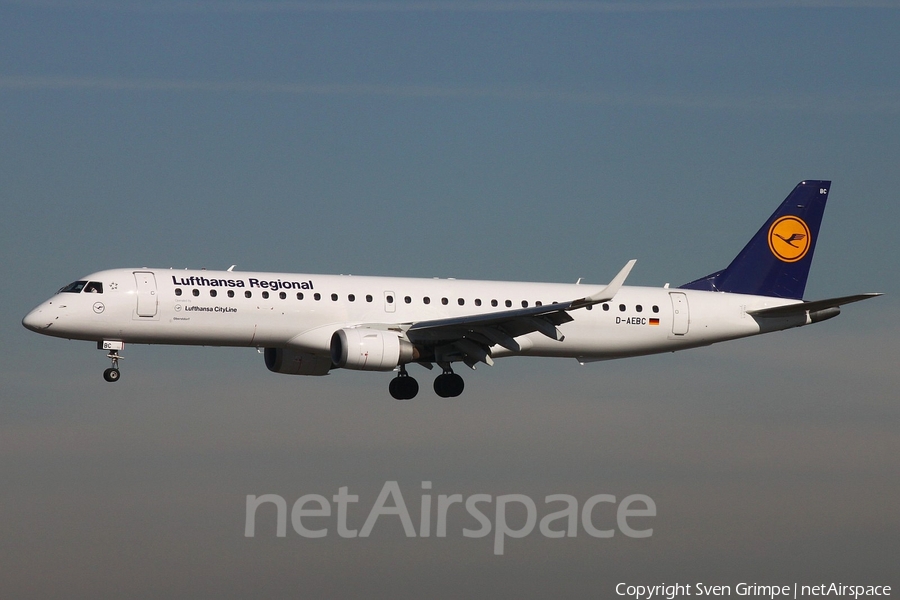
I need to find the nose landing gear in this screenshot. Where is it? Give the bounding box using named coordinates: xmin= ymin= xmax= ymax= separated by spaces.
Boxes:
xmin=99 ymin=341 xmax=124 ymax=382
xmin=103 ymin=351 xmax=121 ymax=382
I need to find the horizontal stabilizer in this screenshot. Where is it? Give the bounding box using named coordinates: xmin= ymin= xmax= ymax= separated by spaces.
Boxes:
xmin=747 ymin=293 xmax=882 ymax=318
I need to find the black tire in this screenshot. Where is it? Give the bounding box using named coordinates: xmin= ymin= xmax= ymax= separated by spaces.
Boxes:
xmin=433 ymin=374 xmax=448 ymax=397
xmin=403 ymin=377 xmax=419 ymax=400
xmin=447 ymin=373 xmax=464 ymax=397
xmin=389 ymin=377 xmax=404 ymax=399
xmin=435 ymin=373 xmax=463 ymax=398
xmin=103 ymin=368 xmax=120 ymax=382
xmin=390 ymin=376 xmax=418 ymax=400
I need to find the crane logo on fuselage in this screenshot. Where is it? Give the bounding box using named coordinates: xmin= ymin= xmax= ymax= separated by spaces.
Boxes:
xmin=768 ymin=216 xmax=811 ymax=263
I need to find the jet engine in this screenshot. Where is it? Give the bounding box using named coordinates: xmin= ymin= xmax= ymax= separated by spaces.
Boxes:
xmin=330 ymin=328 xmax=416 ymax=371
xmin=264 ymin=347 xmax=332 ymax=376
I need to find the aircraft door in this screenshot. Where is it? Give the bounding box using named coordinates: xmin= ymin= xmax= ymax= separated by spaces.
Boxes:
xmin=669 ymin=292 xmax=689 ymax=335
xmin=134 ymin=271 xmax=158 ymax=317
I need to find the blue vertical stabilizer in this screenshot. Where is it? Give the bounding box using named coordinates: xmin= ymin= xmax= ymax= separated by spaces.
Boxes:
xmin=679 ymin=181 xmax=830 ymax=300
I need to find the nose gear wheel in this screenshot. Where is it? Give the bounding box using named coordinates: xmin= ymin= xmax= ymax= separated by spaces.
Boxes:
xmin=103 ymin=349 xmax=122 ymax=382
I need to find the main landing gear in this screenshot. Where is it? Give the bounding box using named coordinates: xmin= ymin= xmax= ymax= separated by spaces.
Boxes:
xmin=433 ymin=369 xmax=464 ymax=398
xmin=388 ymin=365 xmax=465 ymax=400
xmin=388 ymin=366 xmax=419 ymax=400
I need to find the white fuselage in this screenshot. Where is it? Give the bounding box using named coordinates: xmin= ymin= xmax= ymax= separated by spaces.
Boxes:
xmin=22 ymin=268 xmax=805 ymax=363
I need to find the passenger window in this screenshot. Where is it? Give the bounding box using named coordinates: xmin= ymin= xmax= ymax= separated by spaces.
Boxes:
xmin=491 ymin=300 xmax=498 ymax=307
xmin=652 ymin=305 xmax=659 ymax=313
xmin=245 ymin=291 xmax=252 ymax=298
xmin=192 ymin=289 xmax=200 ymax=297
xmin=423 ymin=297 xmax=431 ymax=305
xmin=348 ymin=294 xmax=355 ymax=302
xmin=366 ymin=295 xmax=373 ymax=302
xmin=636 ymin=305 xmax=642 ymax=312
xmin=458 ymin=298 xmax=465 ymax=306
xmin=314 ymin=293 xmax=321 ymax=301
xmin=405 ymin=296 xmax=412 ymax=304
xmin=442 ymin=298 xmax=449 ymax=305
xmin=297 ymin=292 xmax=304 ymax=300
xmin=280 ymin=292 xmax=287 ymax=299
xmin=262 ymin=291 xmax=269 ymax=299
xmin=521 ymin=300 xmax=528 ymax=308
xmin=210 ymin=289 xmax=217 ymax=298
xmin=386 ymin=295 xmax=394 ymax=304
xmin=84 ymin=281 xmax=103 ymax=293
xmin=475 ymin=299 xmax=482 ymax=306
xmin=535 ymin=301 xmax=542 ymax=307
xmin=175 ymin=288 xmax=182 ymax=297
xmin=228 ymin=290 xmax=234 ymax=298
xmin=505 ymin=300 xmax=512 ymax=308
xmin=619 ymin=304 xmax=626 ymax=312
xmin=331 ymin=293 xmax=338 ymax=301
xmin=602 ymin=303 xmax=609 ymax=311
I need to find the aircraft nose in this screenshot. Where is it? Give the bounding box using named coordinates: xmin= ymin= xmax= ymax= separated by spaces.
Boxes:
xmin=22 ymin=305 xmax=51 ymax=332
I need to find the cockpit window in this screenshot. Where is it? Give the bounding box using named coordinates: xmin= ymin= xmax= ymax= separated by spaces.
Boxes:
xmin=84 ymin=281 xmax=103 ymax=293
xmin=59 ymin=281 xmax=88 ymax=293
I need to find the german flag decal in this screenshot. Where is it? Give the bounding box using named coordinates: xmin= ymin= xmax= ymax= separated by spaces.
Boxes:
xmin=649 ymin=318 xmax=660 ymax=326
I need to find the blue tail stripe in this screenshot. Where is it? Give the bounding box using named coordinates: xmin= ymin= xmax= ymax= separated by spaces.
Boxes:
xmin=679 ymin=180 xmax=830 ymax=300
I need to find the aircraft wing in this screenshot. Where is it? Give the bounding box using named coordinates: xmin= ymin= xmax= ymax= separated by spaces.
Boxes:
xmin=404 ymin=260 xmax=636 ymax=367
xmin=746 ymin=293 xmax=882 ymax=318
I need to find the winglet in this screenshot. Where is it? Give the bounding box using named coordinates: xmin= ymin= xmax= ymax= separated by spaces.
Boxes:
xmin=571 ymin=260 xmax=636 ymax=308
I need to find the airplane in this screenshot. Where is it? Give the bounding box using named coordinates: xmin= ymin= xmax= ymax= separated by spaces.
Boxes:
xmin=22 ymin=180 xmax=880 ymax=400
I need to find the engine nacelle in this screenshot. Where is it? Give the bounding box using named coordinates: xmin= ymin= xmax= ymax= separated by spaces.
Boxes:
xmin=330 ymin=328 xmax=416 ymax=371
xmin=264 ymin=348 xmax=332 ymax=376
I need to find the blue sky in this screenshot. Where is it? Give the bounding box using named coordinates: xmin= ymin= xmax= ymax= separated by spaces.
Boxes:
xmin=2 ymin=1 xmax=898 ymax=598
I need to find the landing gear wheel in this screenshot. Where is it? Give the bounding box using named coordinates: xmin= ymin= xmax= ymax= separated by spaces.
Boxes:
xmin=102 ymin=347 xmax=123 ymax=382
xmin=434 ymin=373 xmax=464 ymax=398
xmin=389 ymin=371 xmax=419 ymax=400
